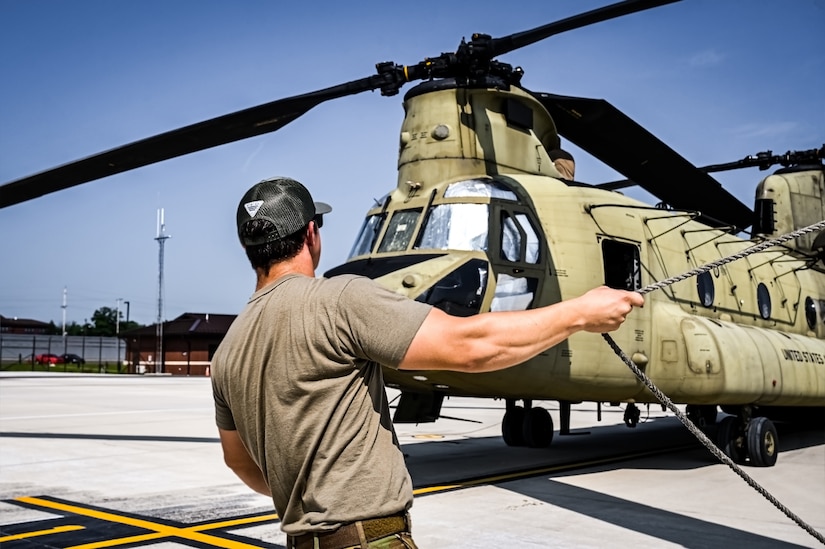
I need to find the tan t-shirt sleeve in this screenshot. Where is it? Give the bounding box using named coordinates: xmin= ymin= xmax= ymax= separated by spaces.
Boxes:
xmin=213 ymin=378 xmax=236 ymax=430
xmin=336 ymin=276 xmax=432 ymax=369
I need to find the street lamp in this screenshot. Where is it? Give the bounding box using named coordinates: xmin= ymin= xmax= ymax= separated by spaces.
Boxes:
xmin=122 ymin=300 xmax=130 ymax=370
xmin=116 ymin=298 xmax=123 ymax=370
xmin=82 ymin=319 xmax=87 ymax=359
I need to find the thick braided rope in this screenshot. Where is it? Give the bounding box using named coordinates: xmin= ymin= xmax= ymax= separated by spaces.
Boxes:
xmin=603 ymin=219 xmax=825 ymax=545
xmin=639 ymin=219 xmax=825 ymax=296
xmin=601 ymin=335 xmax=825 ymax=544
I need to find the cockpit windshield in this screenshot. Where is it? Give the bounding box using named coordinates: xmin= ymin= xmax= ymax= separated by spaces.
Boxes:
xmin=415 ymin=203 xmax=488 ymax=252
xmin=349 ymin=214 xmax=382 ymax=258
xmin=444 ymin=179 xmax=517 ymax=200
xmin=378 ymin=209 xmax=421 ymax=253
xmin=347 ymin=179 xmax=520 ymax=258
xmin=414 ymin=179 xmax=516 ymax=252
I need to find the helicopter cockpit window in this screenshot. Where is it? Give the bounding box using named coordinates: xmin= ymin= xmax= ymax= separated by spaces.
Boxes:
xmin=444 ymin=179 xmax=517 ymax=201
xmin=501 ymin=212 xmax=539 ymax=263
xmin=377 ymin=209 xmax=421 ymax=253
xmin=415 ymin=203 xmax=489 ymax=252
xmin=601 ymin=240 xmax=641 ymax=291
xmin=491 ymin=274 xmax=538 ymax=312
xmin=348 ymin=214 xmax=383 ymax=258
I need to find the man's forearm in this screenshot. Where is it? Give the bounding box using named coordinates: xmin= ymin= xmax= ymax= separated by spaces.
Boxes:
xmin=218 ymin=428 xmax=271 ymax=496
xmin=230 ymin=463 xmax=271 ymax=496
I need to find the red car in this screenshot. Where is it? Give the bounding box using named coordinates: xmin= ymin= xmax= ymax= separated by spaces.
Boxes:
xmin=35 ymin=353 xmax=61 ymax=365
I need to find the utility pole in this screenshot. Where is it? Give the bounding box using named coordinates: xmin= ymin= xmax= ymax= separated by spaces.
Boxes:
xmin=123 ymin=300 xmax=130 ymax=370
xmin=82 ymin=318 xmax=87 ymax=360
xmin=155 ymin=208 xmax=171 ymax=374
xmin=116 ymin=298 xmax=121 ymax=368
xmin=62 ymin=286 xmax=68 ymax=354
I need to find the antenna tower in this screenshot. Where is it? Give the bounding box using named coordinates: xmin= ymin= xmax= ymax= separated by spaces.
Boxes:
xmin=62 ymin=286 xmax=68 ymax=354
xmin=155 ymin=208 xmax=171 ymax=374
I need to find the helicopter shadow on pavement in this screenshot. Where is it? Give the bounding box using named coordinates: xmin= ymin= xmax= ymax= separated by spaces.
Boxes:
xmin=403 ymin=419 xmax=823 ymax=549
xmin=402 ymin=415 xmax=824 ymax=486
xmin=505 ymin=477 xmax=812 ymax=549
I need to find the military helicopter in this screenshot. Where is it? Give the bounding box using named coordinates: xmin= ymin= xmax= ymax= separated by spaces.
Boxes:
xmin=1 ymin=0 xmax=823 ymax=469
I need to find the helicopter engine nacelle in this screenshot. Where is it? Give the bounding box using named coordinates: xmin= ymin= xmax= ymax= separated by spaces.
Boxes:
xmin=397 ymin=80 xmax=563 ymax=191
xmin=754 ymin=166 xmax=825 ymax=265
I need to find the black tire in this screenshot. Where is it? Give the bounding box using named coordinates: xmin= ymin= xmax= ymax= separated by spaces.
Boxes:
xmin=717 ymin=416 xmax=745 ymax=463
xmin=522 ymin=407 xmax=554 ymax=448
xmin=623 ymin=403 xmax=641 ymax=428
xmin=502 ymin=406 xmax=525 ymax=446
xmin=747 ymin=416 xmax=778 ymax=467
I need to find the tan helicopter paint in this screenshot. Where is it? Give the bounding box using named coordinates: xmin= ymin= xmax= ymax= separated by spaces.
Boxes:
xmin=397 ymin=85 xmax=563 ymax=188
xmin=756 ymin=169 xmax=825 ymax=262
xmin=354 ymin=82 xmax=824 ymax=407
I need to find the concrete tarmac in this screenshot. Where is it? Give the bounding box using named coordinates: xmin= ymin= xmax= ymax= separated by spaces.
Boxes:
xmin=1 ymin=373 xmax=823 ymax=548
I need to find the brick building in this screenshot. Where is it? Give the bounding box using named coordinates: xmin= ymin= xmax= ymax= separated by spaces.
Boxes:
xmin=123 ymin=312 xmax=235 ymax=376
xmin=0 ymin=315 xmax=51 ymax=335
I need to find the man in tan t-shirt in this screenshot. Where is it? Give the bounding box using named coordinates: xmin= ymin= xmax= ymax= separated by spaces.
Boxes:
xmin=212 ymin=177 xmax=643 ymax=549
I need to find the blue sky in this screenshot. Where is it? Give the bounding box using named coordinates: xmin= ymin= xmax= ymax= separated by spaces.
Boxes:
xmin=1 ymin=0 xmax=823 ymax=326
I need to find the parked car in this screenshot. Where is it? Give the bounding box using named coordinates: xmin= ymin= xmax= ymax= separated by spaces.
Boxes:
xmin=61 ymin=353 xmax=86 ymax=365
xmin=35 ymin=353 xmax=60 ymax=365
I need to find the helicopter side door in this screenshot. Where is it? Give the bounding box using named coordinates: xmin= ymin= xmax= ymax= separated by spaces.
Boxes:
xmin=487 ymin=204 xmax=546 ymax=313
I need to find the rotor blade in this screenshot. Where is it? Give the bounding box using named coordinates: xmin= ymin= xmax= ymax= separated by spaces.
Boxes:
xmin=490 ymin=0 xmax=680 ymax=57
xmin=597 ymin=145 xmax=825 ymax=188
xmin=532 ymin=92 xmax=754 ymax=232
xmin=0 ymin=74 xmax=390 ymax=208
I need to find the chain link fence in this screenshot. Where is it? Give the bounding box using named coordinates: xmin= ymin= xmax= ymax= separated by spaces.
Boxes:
xmin=0 ymin=333 xmax=125 ymax=372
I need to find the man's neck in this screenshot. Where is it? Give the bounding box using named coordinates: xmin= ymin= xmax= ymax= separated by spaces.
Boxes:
xmin=254 ymin=253 xmax=315 ymax=291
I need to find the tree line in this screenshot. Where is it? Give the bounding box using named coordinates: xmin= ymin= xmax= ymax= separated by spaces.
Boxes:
xmin=46 ymin=306 xmax=144 ymax=337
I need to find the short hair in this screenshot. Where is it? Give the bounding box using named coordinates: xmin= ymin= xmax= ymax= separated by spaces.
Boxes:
xmin=241 ymin=218 xmax=307 ymax=274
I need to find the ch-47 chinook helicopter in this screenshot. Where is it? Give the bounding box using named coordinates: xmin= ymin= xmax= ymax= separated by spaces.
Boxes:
xmin=1 ymin=0 xmax=823 ymax=468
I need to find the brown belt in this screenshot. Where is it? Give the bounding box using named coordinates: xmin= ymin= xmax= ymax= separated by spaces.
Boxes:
xmin=288 ymin=514 xmax=409 ymax=549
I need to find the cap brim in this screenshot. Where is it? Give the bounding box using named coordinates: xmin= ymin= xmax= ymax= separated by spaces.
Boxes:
xmin=314 ymin=201 xmax=332 ymax=215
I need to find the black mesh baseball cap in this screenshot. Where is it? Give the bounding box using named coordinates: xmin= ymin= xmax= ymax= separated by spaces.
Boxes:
xmin=236 ymin=177 xmax=332 ymax=246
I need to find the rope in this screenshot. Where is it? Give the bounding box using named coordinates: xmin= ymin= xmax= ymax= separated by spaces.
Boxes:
xmin=602 ymin=219 xmax=825 ymax=545
xmin=639 ymin=220 xmax=825 ymax=296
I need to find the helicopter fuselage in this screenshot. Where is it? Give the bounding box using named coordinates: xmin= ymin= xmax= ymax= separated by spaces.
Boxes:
xmin=326 ymin=80 xmax=825 ymax=413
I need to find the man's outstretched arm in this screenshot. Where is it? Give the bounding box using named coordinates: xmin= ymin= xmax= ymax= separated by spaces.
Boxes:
xmin=401 ymin=286 xmax=643 ymax=373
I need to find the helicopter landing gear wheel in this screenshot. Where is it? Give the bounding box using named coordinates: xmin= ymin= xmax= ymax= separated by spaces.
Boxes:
xmin=623 ymin=402 xmax=641 ymax=428
xmin=746 ymin=416 xmax=778 ymax=467
xmin=502 ymin=404 xmax=526 ymax=446
xmin=716 ymin=416 xmax=746 ymax=464
xmin=522 ymin=407 xmax=554 ymax=448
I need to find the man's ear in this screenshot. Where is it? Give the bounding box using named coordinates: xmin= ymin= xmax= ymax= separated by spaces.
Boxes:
xmin=306 ymin=222 xmax=318 ymax=244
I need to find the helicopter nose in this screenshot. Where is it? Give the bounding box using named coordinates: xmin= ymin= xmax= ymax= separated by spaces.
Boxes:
xmin=414 ymin=258 xmax=489 ymax=317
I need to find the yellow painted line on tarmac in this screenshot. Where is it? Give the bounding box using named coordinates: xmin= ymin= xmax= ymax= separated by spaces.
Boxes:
xmin=9 ymin=446 xmax=691 ymax=548
xmin=16 ymin=497 xmax=278 ymax=549
xmin=188 ymin=513 xmax=280 ymax=532
xmin=413 ymin=484 xmax=461 ymax=495
xmin=0 ymin=524 xmax=85 ymax=542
